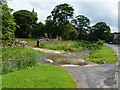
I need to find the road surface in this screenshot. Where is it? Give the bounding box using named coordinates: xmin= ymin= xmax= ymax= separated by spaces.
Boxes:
xmin=62 ymin=44 xmax=119 ymax=88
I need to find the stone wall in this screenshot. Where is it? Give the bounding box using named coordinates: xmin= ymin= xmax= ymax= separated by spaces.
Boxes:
xmin=12 ymin=40 xmax=28 ymax=48
xmin=37 ymin=37 xmax=62 ymax=46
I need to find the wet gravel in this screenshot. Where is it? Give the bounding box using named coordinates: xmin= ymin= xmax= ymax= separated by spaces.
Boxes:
xmin=36 ymin=48 xmax=92 ymax=65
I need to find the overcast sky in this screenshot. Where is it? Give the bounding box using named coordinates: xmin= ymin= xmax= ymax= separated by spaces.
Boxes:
xmin=8 ymin=0 xmax=119 ymax=33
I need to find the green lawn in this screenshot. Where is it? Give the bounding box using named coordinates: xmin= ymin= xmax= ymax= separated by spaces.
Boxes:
xmin=82 ymin=45 xmax=117 ymax=64
xmin=2 ymin=47 xmax=44 ymax=61
xmin=16 ymin=38 xmax=38 ymax=47
xmin=38 ymin=41 xmax=83 ymax=51
xmin=2 ymin=64 xmax=76 ymax=88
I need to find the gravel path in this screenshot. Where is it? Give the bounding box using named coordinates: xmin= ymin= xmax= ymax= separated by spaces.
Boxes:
xmin=62 ymin=44 xmax=119 ymax=88
xmin=62 ymin=63 xmax=118 ymax=88
xmin=32 ymin=47 xmax=65 ymax=54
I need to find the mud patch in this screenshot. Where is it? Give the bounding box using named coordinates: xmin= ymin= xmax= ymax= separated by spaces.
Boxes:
xmin=35 ymin=49 xmax=93 ymax=66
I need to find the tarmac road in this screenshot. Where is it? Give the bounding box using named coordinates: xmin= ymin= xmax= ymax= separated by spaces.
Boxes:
xmin=62 ymin=44 xmax=119 ymax=88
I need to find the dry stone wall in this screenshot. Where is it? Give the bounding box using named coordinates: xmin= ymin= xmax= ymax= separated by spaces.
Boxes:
xmin=37 ymin=37 xmax=62 ymax=46
xmin=12 ymin=40 xmax=28 ymax=48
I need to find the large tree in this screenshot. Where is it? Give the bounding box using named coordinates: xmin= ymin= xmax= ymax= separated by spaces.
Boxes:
xmin=1 ymin=3 xmax=16 ymax=41
xmin=32 ymin=22 xmax=45 ymax=38
xmin=72 ymin=15 xmax=90 ymax=40
xmin=0 ymin=0 xmax=6 ymax=4
xmin=90 ymin=22 xmax=111 ymax=42
xmin=51 ymin=3 xmax=74 ymax=37
xmin=13 ymin=10 xmax=38 ymax=38
xmin=62 ymin=23 xmax=78 ymax=40
xmin=44 ymin=15 xmax=56 ymax=38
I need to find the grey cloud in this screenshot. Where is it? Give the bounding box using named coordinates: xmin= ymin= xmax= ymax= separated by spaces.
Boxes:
xmin=72 ymin=2 xmax=117 ymax=26
xmin=8 ymin=0 xmax=118 ymax=32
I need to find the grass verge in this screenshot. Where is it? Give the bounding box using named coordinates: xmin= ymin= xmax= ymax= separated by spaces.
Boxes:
xmin=2 ymin=47 xmax=44 ymax=61
xmin=2 ymin=64 xmax=76 ymax=88
xmin=2 ymin=47 xmax=44 ymax=74
xmin=82 ymin=45 xmax=117 ymax=64
xmin=38 ymin=41 xmax=83 ymax=51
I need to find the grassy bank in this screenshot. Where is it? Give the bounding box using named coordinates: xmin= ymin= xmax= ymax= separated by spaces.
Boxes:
xmin=38 ymin=41 xmax=83 ymax=51
xmin=16 ymin=38 xmax=38 ymax=47
xmin=2 ymin=64 xmax=76 ymax=88
xmin=2 ymin=47 xmax=44 ymax=61
xmin=82 ymin=45 xmax=117 ymax=64
xmin=2 ymin=47 xmax=44 ymax=74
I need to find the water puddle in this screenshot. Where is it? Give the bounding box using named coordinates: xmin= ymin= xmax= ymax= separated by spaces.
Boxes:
xmin=61 ymin=64 xmax=79 ymax=67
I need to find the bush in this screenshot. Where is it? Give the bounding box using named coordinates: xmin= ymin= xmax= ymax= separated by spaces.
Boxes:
xmin=96 ymin=39 xmax=105 ymax=45
xmin=2 ymin=57 xmax=37 ymax=75
xmin=62 ymin=23 xmax=78 ymax=40
xmin=86 ymin=44 xmax=100 ymax=50
xmin=16 ymin=57 xmax=37 ymax=70
xmin=73 ymin=42 xmax=100 ymax=51
xmin=2 ymin=4 xmax=16 ymax=41
xmin=69 ymin=30 xmax=78 ymax=40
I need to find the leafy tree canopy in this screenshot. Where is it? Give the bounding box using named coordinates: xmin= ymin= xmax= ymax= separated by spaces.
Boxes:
xmin=72 ymin=15 xmax=90 ymax=40
xmin=91 ymin=22 xmax=111 ymax=41
xmin=0 ymin=0 xmax=6 ymax=4
xmin=32 ymin=22 xmax=45 ymax=38
xmin=1 ymin=3 xmax=16 ymax=41
xmin=44 ymin=15 xmax=56 ymax=38
xmin=62 ymin=23 xmax=78 ymax=40
xmin=51 ymin=3 xmax=74 ymax=26
xmin=13 ymin=10 xmax=38 ymax=38
xmin=50 ymin=3 xmax=74 ymax=37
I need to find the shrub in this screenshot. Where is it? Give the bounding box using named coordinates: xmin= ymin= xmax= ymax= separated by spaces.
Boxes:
xmin=2 ymin=4 xmax=16 ymax=41
xmin=2 ymin=57 xmax=37 ymax=75
xmin=2 ymin=61 xmax=17 ymax=75
xmin=73 ymin=42 xmax=101 ymax=51
xmin=96 ymin=39 xmax=105 ymax=45
xmin=69 ymin=30 xmax=78 ymax=40
xmin=16 ymin=57 xmax=37 ymax=70
xmin=62 ymin=24 xmax=78 ymax=40
xmin=86 ymin=44 xmax=100 ymax=50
